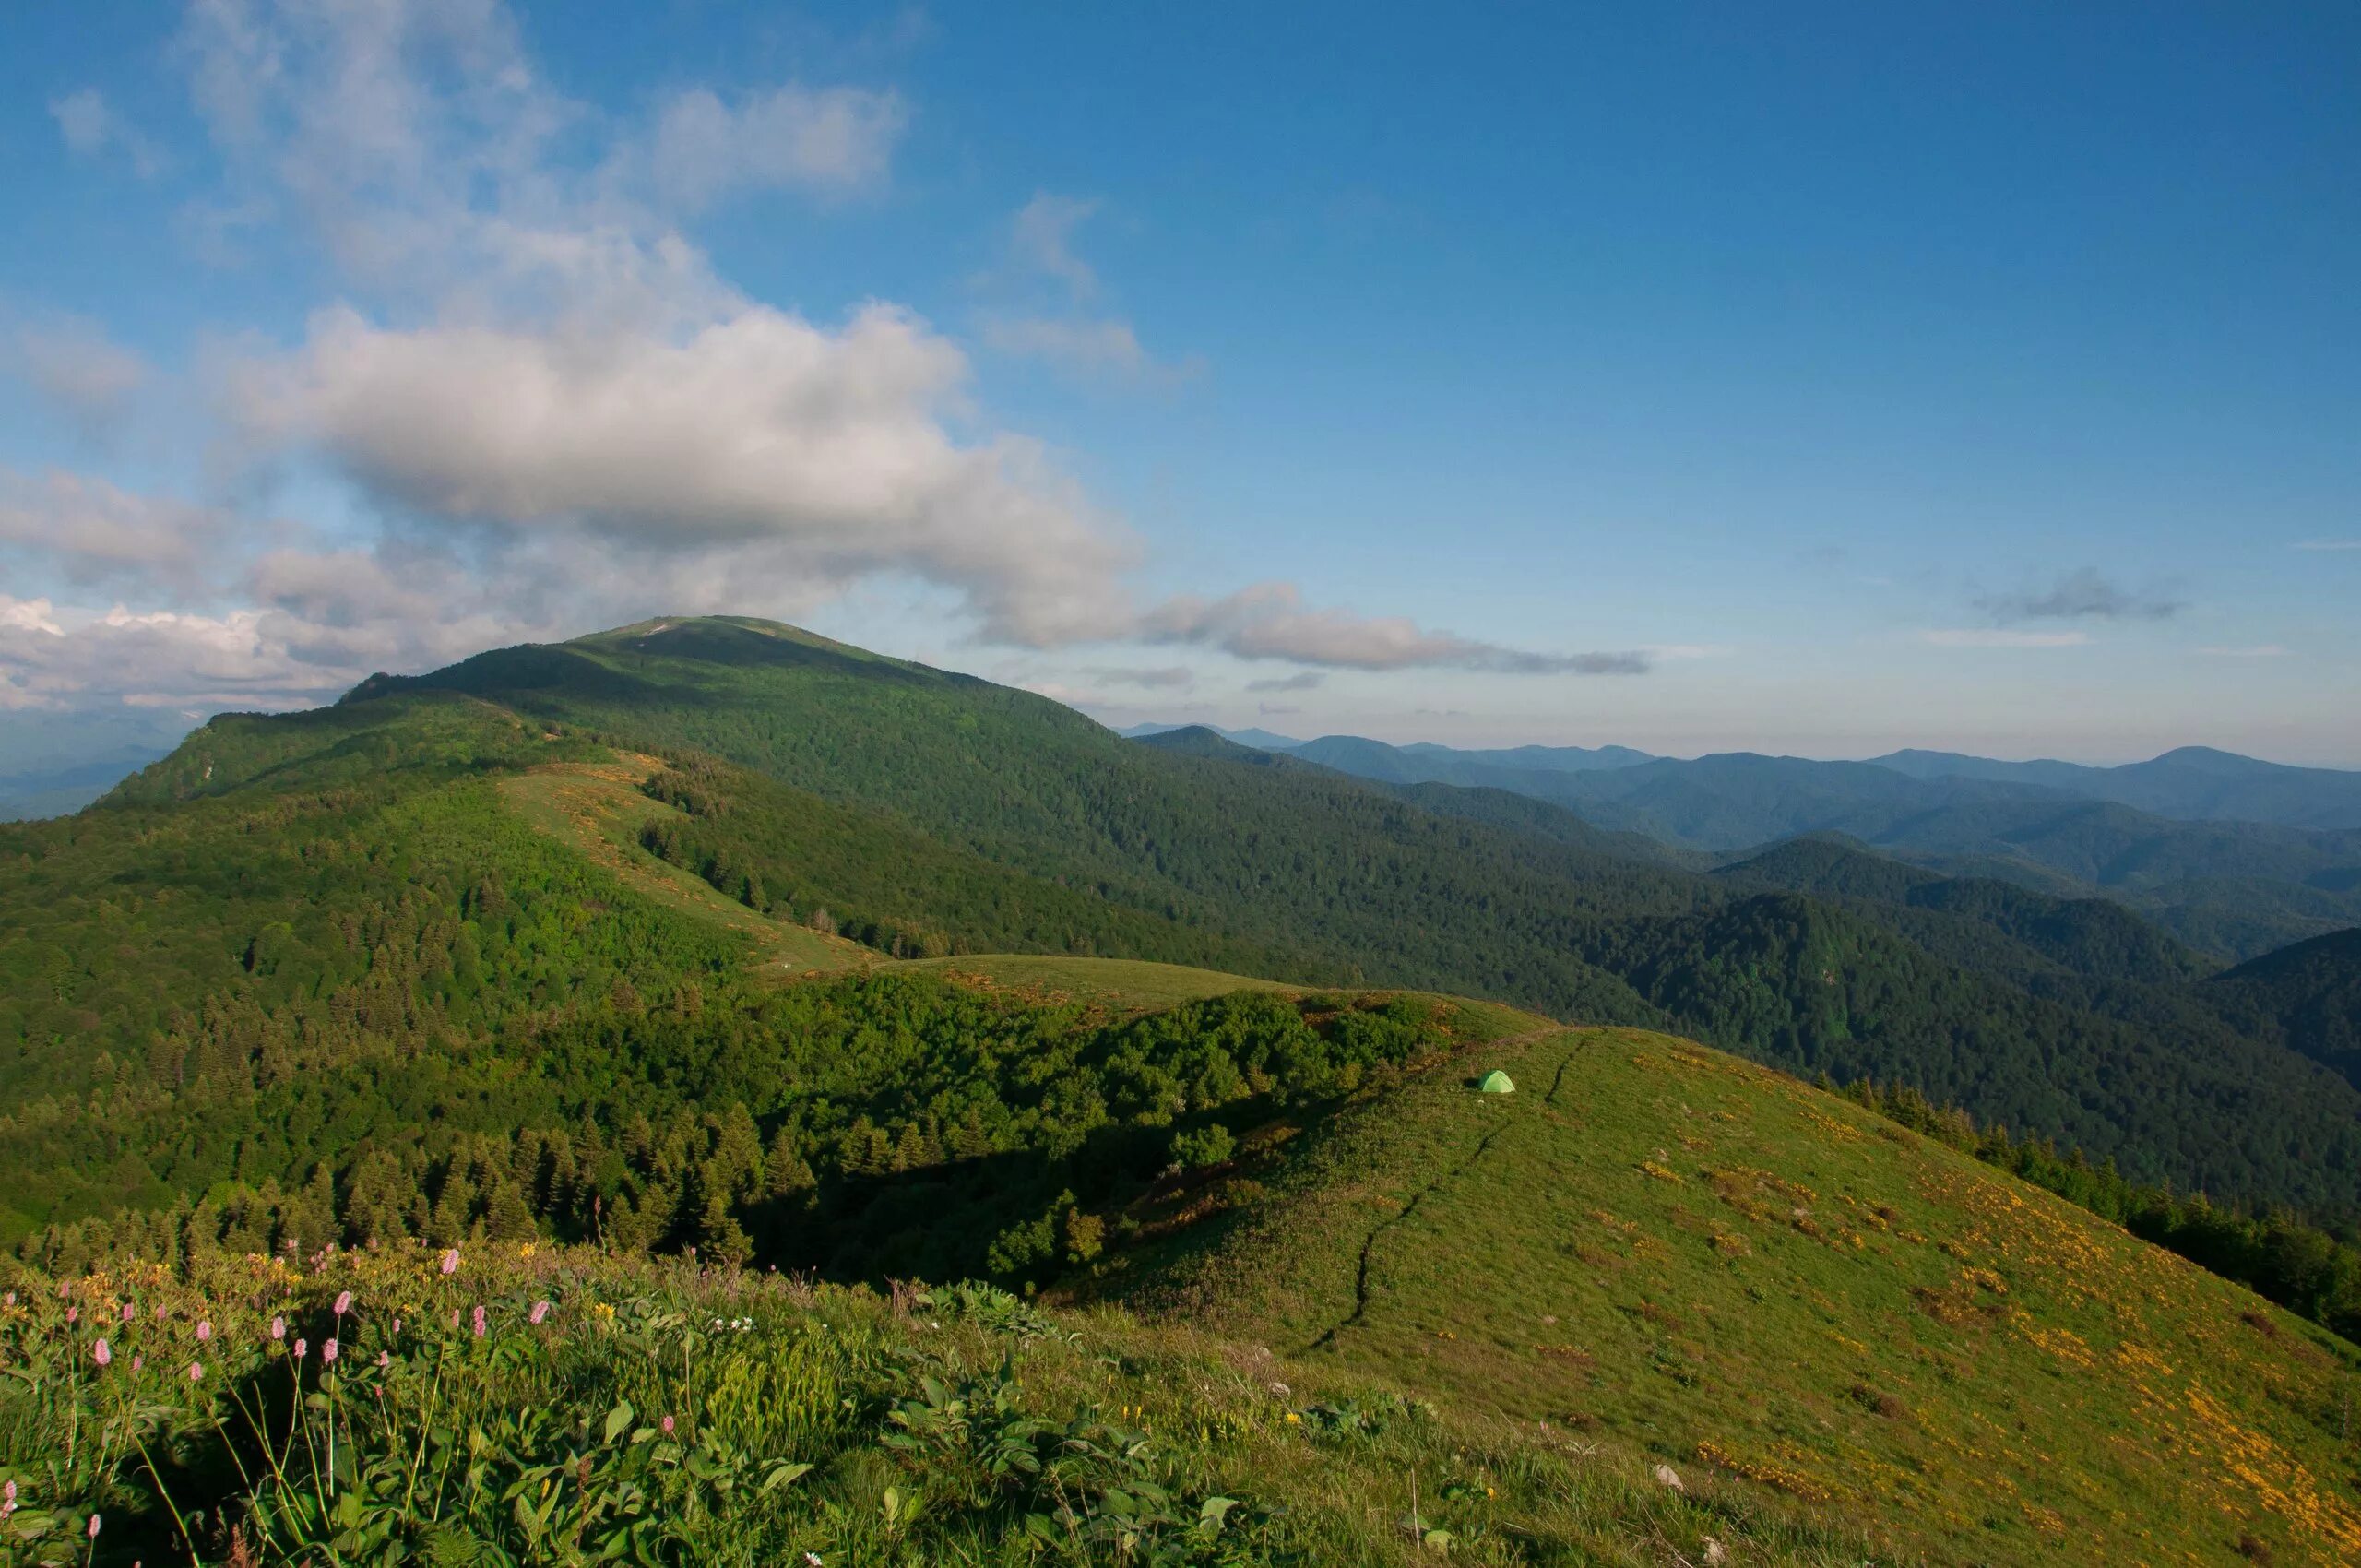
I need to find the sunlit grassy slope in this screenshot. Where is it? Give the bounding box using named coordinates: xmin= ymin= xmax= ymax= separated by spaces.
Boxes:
xmin=892 ymin=954 xmax=1296 ymax=1009
xmin=497 ymin=759 xmax=872 ymax=975
xmin=1107 ymin=1026 xmax=2361 ymax=1566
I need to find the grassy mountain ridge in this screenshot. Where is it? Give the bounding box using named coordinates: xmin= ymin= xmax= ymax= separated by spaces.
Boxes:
xmin=1106 ymin=1022 xmax=2361 ymax=1565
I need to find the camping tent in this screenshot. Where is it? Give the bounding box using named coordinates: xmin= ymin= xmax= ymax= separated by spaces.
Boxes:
xmin=1477 ymin=1070 xmax=1515 ymax=1094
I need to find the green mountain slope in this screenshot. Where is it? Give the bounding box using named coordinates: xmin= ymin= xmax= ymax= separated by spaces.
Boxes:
xmin=332 ymin=619 xmax=2361 ymax=1209
xmin=2203 ymin=929 xmax=2361 ymax=1089
xmin=36 ymin=613 xmax=2355 ymax=1222
xmin=1111 ymin=1024 xmax=2361 ymax=1566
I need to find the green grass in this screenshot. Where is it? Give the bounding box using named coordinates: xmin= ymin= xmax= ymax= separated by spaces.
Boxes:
xmin=1109 ymin=1028 xmax=2361 ymax=1566
xmin=497 ymin=760 xmax=870 ymax=975
xmin=1 ymin=1244 xmax=1896 ymax=1566
xmin=888 ymin=955 xmax=1295 ymax=1010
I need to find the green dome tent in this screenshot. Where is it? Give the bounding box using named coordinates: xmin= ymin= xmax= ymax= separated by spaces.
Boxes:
xmin=1477 ymin=1070 xmax=1515 ymax=1094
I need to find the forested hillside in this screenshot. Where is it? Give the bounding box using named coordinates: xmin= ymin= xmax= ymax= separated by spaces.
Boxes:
xmin=8 ymin=615 xmax=2358 ymax=1243
xmin=1275 ymin=730 xmax=2361 ymax=956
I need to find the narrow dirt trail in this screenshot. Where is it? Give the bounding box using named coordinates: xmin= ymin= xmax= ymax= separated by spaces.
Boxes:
xmin=1307 ymin=1028 xmax=1586 ymax=1353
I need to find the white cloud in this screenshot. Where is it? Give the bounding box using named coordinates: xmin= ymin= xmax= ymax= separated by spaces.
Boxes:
xmin=230 ymin=303 xmax=1142 ymax=647
xmin=2196 ymin=644 xmax=2292 ymax=658
xmin=13 ymin=322 xmax=151 ymax=435
xmin=49 ymin=88 xmax=166 ymax=177
xmin=0 ymin=597 xmax=348 ymax=712
xmin=1922 ymin=628 xmax=2093 ymax=648
xmin=1143 ymin=583 xmax=1649 ymax=673
xmin=647 ymin=85 xmax=906 ymax=210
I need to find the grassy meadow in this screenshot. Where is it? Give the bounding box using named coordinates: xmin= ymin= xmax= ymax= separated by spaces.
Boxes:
xmin=3 ymin=1241 xmax=1887 ymax=1567
xmin=1114 ymin=1027 xmax=2361 ymax=1566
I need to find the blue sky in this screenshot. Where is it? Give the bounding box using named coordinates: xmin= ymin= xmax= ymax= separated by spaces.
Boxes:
xmin=3 ymin=2 xmax=2356 ymax=766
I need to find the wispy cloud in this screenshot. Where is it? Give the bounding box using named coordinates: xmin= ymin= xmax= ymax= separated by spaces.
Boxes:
xmin=984 ymin=193 xmax=1195 ymax=386
xmin=2293 ymin=539 xmax=2361 ymax=552
xmin=49 ymin=88 xmax=166 ymax=178
xmin=1081 ymin=665 xmax=1194 ymax=689
xmin=980 ymin=315 xmax=1202 ymax=386
xmin=1144 ymin=582 xmax=1649 ymax=673
xmin=1009 ymin=193 xmax=1102 ymax=294
xmin=1975 ymin=567 xmax=2181 ymax=624
xmin=1922 ymin=628 xmax=2093 ymax=648
xmin=639 ymin=83 xmax=908 ymax=210
xmin=12 ymin=321 xmax=150 ymax=438
xmin=2196 ymin=644 xmax=2292 ymax=658
xmin=1245 ymin=671 xmax=1324 ymax=694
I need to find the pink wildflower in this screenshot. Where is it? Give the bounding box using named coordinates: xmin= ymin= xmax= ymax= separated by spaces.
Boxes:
xmin=441 ymin=1248 xmax=460 ymax=1276
xmin=188 ymin=1361 xmax=204 ymax=1383
xmin=155 ymin=1303 xmax=168 ymax=1321
xmin=660 ymin=1415 xmax=675 ymax=1435
xmin=93 ymin=1339 xmax=112 ymax=1367
xmin=132 ymin=1356 xmax=143 ymax=1372
xmin=1 ymin=1479 xmax=14 ymax=1516
xmin=65 ymin=1306 xmax=77 ymax=1324
xmin=88 ymin=1514 xmax=101 ymax=1539
xmin=392 ymin=1317 xmax=402 ymax=1335
xmin=528 ymin=1300 xmax=551 ymax=1325
xmin=471 ymin=1304 xmax=487 ymax=1338
xmin=270 ymin=1315 xmax=286 ymax=1341
xmin=334 ymin=1290 xmax=352 ymax=1316
xmin=122 ymin=1302 xmax=136 ymax=1323
xmin=377 ymin=1350 xmax=390 ymax=1368
xmin=322 ymin=1337 xmax=338 ymax=1364
xmin=449 ymin=1309 xmax=460 ymax=1329
xmin=196 ymin=1321 xmax=212 ymax=1342
xmin=293 ymin=1337 xmax=307 ymax=1360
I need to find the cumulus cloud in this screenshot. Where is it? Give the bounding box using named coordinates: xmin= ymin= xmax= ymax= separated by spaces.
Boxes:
xmin=1142 ymin=583 xmax=1648 ymax=673
xmin=0 ymin=596 xmax=350 ymax=712
xmin=646 ymin=85 xmax=907 ymax=209
xmin=229 ymin=303 xmax=1141 ymax=647
xmin=13 ymin=322 xmax=151 ymax=436
xmin=49 ymin=88 xmax=166 ymax=177
xmin=1922 ymin=628 xmax=2093 ymax=648
xmin=1975 ymin=568 xmax=2181 ymax=623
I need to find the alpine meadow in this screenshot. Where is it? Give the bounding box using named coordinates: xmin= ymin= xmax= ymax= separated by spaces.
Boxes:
xmin=5 ymin=5 xmax=2360 ymax=1566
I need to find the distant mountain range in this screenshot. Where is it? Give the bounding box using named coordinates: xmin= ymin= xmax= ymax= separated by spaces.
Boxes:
xmin=0 ymin=747 xmax=174 ymax=821
xmin=1114 ymin=726 xmax=2361 ymax=958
